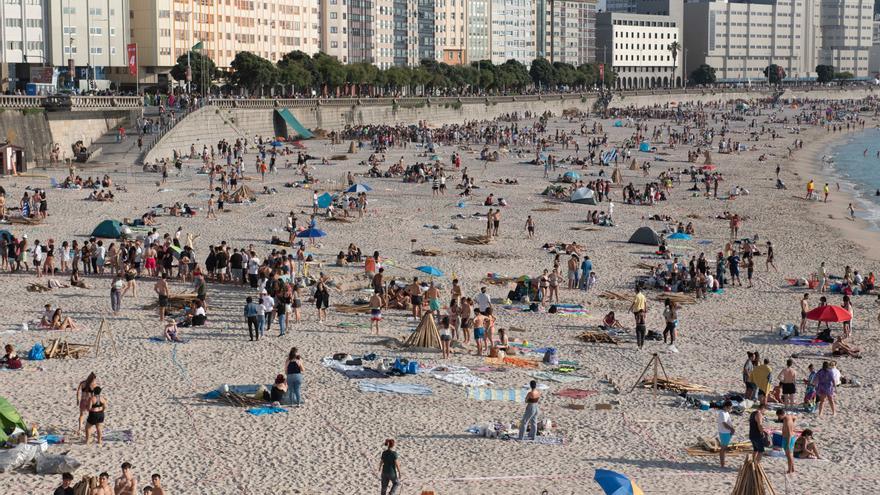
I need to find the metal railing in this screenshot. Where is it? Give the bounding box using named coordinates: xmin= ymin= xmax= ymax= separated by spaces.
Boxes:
xmin=0 ymin=95 xmax=142 ymax=110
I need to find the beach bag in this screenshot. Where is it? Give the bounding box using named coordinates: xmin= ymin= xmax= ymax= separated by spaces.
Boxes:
xmin=28 ymin=343 xmax=45 ymax=361
xmin=529 ymin=303 xmax=539 ymax=312
xmin=542 ymin=348 xmax=559 ymax=365
xmin=548 ymin=305 xmax=558 ymax=314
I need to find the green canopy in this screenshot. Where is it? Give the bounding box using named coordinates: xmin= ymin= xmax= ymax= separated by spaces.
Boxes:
xmin=0 ymin=396 xmax=27 ymax=443
xmin=91 ymin=219 xmax=123 ymax=239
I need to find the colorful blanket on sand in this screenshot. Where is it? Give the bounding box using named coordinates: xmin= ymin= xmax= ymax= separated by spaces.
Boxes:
xmin=485 ymin=356 xmax=541 ymax=369
xmin=358 ymin=381 xmax=433 ymax=395
xmin=432 ymin=372 xmax=493 ymax=387
xmin=555 ymin=388 xmax=599 ymax=399
xmin=530 ymin=371 xmax=588 ymax=384
xmin=246 ymin=406 xmax=288 ymax=416
xmin=465 ymin=387 xmax=526 ymax=402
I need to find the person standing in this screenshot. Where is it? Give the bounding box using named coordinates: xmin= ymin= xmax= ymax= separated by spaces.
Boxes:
xmin=153 ymin=275 xmax=170 ymax=321
xmin=75 ymin=372 xmax=97 ymax=437
xmin=765 ymin=241 xmax=777 ymax=272
xmin=369 ymin=292 xmax=383 ymax=334
xmin=748 ymin=403 xmax=768 ymax=464
xmin=815 ymin=361 xmax=836 ymax=417
xmin=525 ymin=215 xmax=535 ymax=239
xmin=84 ymin=386 xmax=106 ymax=445
xmin=314 ymin=281 xmax=330 ymax=323
xmin=379 ymin=439 xmax=401 ymax=495
xmin=244 ymin=296 xmax=260 ymax=341
xmin=662 ymin=299 xmax=678 ymax=349
xmin=110 ymin=272 xmax=124 ymax=314
xmin=630 ymin=286 xmax=647 ymax=349
xmin=717 ymin=400 xmax=735 ymax=468
xmin=114 ymin=462 xmax=138 ymax=495
xmin=778 ymin=359 xmax=798 ymax=406
xmin=518 ymin=380 xmax=541 ymax=441
xmin=777 ymin=408 xmax=797 ymax=474
xmin=823 ymin=183 xmax=830 ymax=202
xmin=579 ymin=256 xmax=593 ymax=291
xmin=285 ymin=347 xmax=304 ymax=406
xmin=53 ymin=472 xmax=74 ymax=495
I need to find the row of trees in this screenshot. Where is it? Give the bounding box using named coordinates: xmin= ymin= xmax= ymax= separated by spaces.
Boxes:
xmin=170 ymin=50 xmax=618 ymax=96
xmin=688 ymin=63 xmax=856 ymax=87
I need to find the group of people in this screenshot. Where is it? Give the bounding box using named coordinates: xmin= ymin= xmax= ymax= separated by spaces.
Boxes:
xmin=53 ymin=464 xmax=167 ymax=495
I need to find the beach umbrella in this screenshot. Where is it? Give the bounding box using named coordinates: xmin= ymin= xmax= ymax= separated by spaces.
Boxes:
xmin=701 ymin=165 xmax=716 ymax=171
xmin=0 ymin=229 xmax=12 ymax=242
xmin=346 ymin=183 xmax=373 ymax=193
xmin=415 ymin=265 xmax=444 ymax=277
xmin=639 ymin=141 xmax=651 ymax=152
xmin=667 ymin=232 xmax=692 ymax=240
xmin=563 ymin=171 xmax=581 ymax=182
xmin=594 ymin=469 xmax=644 ymax=495
xmin=316 ymin=192 xmax=333 ymax=209
xmin=296 ymin=228 xmax=327 ymax=239
xmin=805 ymin=305 xmax=852 ymax=322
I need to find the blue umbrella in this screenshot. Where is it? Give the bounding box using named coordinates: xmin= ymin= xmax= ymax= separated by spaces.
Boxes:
xmin=346 ymin=183 xmax=373 ymax=193
xmin=316 ymin=192 xmax=333 ymax=209
xmin=0 ymin=229 xmax=12 ymax=242
xmin=594 ymin=469 xmax=644 ymax=495
xmin=296 ymin=228 xmax=327 ymax=239
xmin=667 ymin=232 xmax=692 ymax=240
xmin=563 ymin=171 xmax=581 ymax=181
xmin=415 ymin=266 xmax=443 ymax=277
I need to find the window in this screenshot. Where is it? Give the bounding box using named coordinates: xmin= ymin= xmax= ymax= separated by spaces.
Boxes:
xmin=63 ymin=26 xmax=77 ymax=35
xmin=89 ymin=27 xmax=103 ymax=35
xmin=111 ymin=47 xmax=116 ymax=55
xmin=5 ymin=18 xmax=21 ymax=27
xmin=110 ymin=27 xmax=116 ymax=36
xmin=27 ymin=41 xmax=43 ymax=51
xmin=90 ymin=47 xmax=103 ymax=55
xmin=26 ymin=19 xmax=42 ymax=28
xmin=64 ymin=46 xmax=77 ymax=54
xmin=6 ymin=41 xmax=22 ymax=50
xmin=159 ymin=9 xmax=170 ymax=17
xmin=89 ymin=7 xmax=102 ymax=15
xmin=62 ymin=6 xmax=76 ymax=13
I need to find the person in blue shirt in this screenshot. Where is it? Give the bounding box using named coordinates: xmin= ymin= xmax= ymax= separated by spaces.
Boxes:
xmin=244 ymin=296 xmax=261 ymax=341
xmin=579 ymin=256 xmax=593 ymax=290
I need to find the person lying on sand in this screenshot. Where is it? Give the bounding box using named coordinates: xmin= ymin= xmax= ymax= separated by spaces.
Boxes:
xmin=831 ymin=336 xmax=862 ymax=358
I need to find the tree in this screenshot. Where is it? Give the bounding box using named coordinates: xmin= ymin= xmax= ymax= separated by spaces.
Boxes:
xmin=576 ymin=64 xmax=598 ymax=88
xmin=312 ymin=53 xmax=346 ymax=95
xmin=228 ymin=52 xmax=278 ymax=94
xmin=833 ymin=71 xmax=854 ymax=80
xmin=530 ymin=58 xmax=556 ymax=89
xmin=668 ymin=41 xmax=681 ymax=86
xmin=278 ymin=63 xmax=313 ymax=95
xmin=763 ymin=64 xmax=786 ymax=85
xmin=170 ymin=51 xmax=218 ymax=92
xmin=690 ymin=64 xmax=717 ymax=86
xmin=816 ymin=65 xmax=835 ymax=84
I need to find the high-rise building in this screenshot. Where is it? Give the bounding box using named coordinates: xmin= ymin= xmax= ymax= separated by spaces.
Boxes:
xmin=436 ymin=0 xmax=467 ymax=64
xmin=596 ymin=11 xmax=680 ymax=88
xmin=607 ymin=0 xmax=683 ymax=85
xmin=537 ymin=0 xmax=597 ymax=66
xmin=869 ymin=14 xmax=880 ymax=75
xmin=1 ymin=0 xmax=49 ymax=91
xmin=466 ymin=0 xmax=491 ymax=63
xmin=489 ymin=0 xmax=536 ymax=65
xmin=819 ymin=0 xmax=873 ymax=76
xmin=320 ymin=0 xmax=350 ymax=63
xmin=131 ymin=0 xmax=320 ymax=86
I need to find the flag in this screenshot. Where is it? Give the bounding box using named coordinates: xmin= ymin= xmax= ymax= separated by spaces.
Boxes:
xmin=192 ymin=41 xmax=203 ymax=52
xmin=126 ymin=43 xmax=138 ymax=76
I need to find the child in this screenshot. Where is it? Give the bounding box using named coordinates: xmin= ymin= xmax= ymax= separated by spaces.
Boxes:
xmin=586 ymin=271 xmax=598 ymax=290
xmin=164 ymin=320 xmax=182 ymax=342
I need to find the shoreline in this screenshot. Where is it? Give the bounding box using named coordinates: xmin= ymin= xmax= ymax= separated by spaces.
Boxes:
xmin=787 ymin=122 xmax=880 ymax=262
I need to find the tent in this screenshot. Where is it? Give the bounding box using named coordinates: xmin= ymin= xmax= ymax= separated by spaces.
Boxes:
xmin=628 ymin=226 xmax=661 ymax=246
xmin=562 ymin=171 xmax=581 ymax=183
xmin=639 ymin=141 xmax=651 ymax=152
xmin=403 ymin=312 xmax=442 ymax=350
xmin=0 ymin=396 xmax=27 ymax=444
xmin=91 ymin=219 xmax=123 ymax=239
xmin=230 ymin=185 xmax=257 ymax=203
xmin=613 ymin=120 xmax=623 ymax=127
xmin=570 ymin=187 xmax=597 ymax=205
xmin=0 ymin=229 xmax=12 ymax=242
xmin=611 ymin=167 xmax=623 ymax=184
xmin=316 ymin=192 xmax=333 ymax=209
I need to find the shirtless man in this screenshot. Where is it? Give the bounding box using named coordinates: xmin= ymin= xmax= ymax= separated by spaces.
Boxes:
xmin=91 ymin=473 xmax=113 ymax=495
xmin=425 ymin=282 xmax=442 ymax=318
xmin=485 ymin=209 xmax=494 ymax=237
xmin=154 ymin=274 xmax=170 ymax=321
xmin=115 ymin=462 xmax=138 ymax=495
xmin=406 ymin=278 xmax=423 ymax=319
xmin=777 ymin=359 xmax=798 ymax=406
xmin=449 ymin=278 xmax=462 ymax=304
xmin=492 ymin=209 xmax=501 ymax=237
xmin=150 ymin=474 xmax=165 ymax=495
xmin=777 ymin=409 xmax=797 ymax=474
xmin=799 ymin=294 xmax=809 ymax=333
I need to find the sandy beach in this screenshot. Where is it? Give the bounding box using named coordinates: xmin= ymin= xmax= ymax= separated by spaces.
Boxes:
xmin=2 ymin=95 xmax=879 ymax=495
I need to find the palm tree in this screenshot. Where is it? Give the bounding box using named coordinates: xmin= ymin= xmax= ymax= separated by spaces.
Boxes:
xmin=668 ymin=41 xmax=681 ymax=87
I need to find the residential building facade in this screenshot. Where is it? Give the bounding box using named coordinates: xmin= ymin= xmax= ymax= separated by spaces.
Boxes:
xmin=466 ymin=0 xmax=491 ymax=63
xmin=819 ymin=0 xmax=873 ymax=76
xmin=320 ymin=0 xmax=350 ymax=63
xmin=436 ymin=0 xmax=466 ymax=64
xmin=596 ymin=11 xmax=680 ymax=89
xmin=489 ymin=0 xmax=536 ymax=65
xmin=536 ymin=0 xmax=597 ymax=66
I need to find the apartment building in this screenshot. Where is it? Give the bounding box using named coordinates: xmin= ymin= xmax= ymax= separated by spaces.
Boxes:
xmin=536 ymin=0 xmax=597 ymax=66
xmin=596 ymin=11 xmax=680 ymax=88
xmin=320 ymin=0 xmax=350 ymax=62
xmin=819 ymin=0 xmax=873 ymax=76
xmin=0 ymin=0 xmax=48 ymax=91
xmin=130 ymin=0 xmax=320 ymax=86
xmin=466 ymin=0 xmax=491 ymax=63
xmin=436 ymin=0 xmax=467 ymax=64
xmin=607 ymin=0 xmax=684 ymax=86
xmin=489 ymin=0 xmax=536 ymax=65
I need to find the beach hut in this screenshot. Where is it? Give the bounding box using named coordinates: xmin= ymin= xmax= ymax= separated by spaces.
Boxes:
xmin=403 ymin=313 xmax=442 ymax=350
xmin=91 ymin=219 xmax=124 ymax=239
xmin=0 ymin=143 xmax=25 ymax=175
xmin=628 ymin=226 xmax=661 ymax=246
xmin=570 ymin=187 xmax=597 ymax=205
xmin=0 ymin=396 xmax=27 ymax=443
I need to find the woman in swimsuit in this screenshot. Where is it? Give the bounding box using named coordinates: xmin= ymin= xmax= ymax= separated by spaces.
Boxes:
xmin=518 ymin=380 xmax=541 ymax=441
xmin=76 ymin=372 xmax=97 ymax=437
xmin=51 ymin=308 xmax=79 ymax=330
xmin=85 ymin=386 xmax=106 ymax=445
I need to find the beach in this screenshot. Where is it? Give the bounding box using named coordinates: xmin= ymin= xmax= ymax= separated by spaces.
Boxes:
xmin=2 ymin=97 xmax=879 ymax=495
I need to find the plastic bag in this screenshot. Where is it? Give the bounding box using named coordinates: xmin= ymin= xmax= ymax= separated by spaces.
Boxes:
xmin=0 ymin=443 xmax=38 ymax=473
xmin=35 ymin=452 xmax=81 ymax=474
xmin=29 ymin=343 xmax=45 ymax=361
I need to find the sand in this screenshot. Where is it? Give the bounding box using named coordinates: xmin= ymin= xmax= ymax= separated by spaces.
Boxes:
xmin=2 ymin=98 xmax=879 ymax=495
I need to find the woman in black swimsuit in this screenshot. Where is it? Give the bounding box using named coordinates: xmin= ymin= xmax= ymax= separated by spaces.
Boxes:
xmin=85 ymin=386 xmax=106 ymax=445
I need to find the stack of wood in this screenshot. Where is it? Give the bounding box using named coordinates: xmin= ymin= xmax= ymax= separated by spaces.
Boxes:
xmin=142 ymin=293 xmax=199 ymax=311
xmin=220 ymin=391 xmax=267 ymax=407
xmin=686 ymin=436 xmax=752 ymax=457
xmin=329 ymin=154 xmax=348 ymax=161
xmin=26 ymin=282 xmax=52 ymax=293
xmin=455 ymin=235 xmax=493 ymax=245
xmin=403 ymin=313 xmax=442 ymax=349
xmin=44 ymin=339 xmax=92 ymax=359
xmin=577 ymin=331 xmax=619 ymax=344
xmin=334 ymin=303 xmax=371 ymax=314
xmin=413 ymin=248 xmax=443 ymax=257
xmin=569 ymin=226 xmax=599 ymax=232
xmin=640 ymin=377 xmax=711 ymax=394
xmin=731 ymin=455 xmax=777 ymax=495
xmin=634 ymin=262 xmax=657 ymax=270
xmin=655 ymin=293 xmax=697 ymax=305
xmin=7 ymin=215 xmax=43 ymax=225
xmin=600 ymin=290 xmax=635 ymax=302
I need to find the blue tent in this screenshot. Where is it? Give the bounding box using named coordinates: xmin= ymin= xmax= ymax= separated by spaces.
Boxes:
xmin=667 ymin=232 xmax=692 ymax=240
xmin=639 ymin=141 xmax=651 ymax=152
xmin=91 ymin=219 xmax=124 ymax=239
xmin=416 ymin=266 xmax=443 ymax=276
xmin=316 ymin=192 xmax=333 ymax=209
xmin=296 ymin=228 xmax=327 ymax=239
xmin=613 ymin=120 xmax=623 ymax=127
xmin=562 ymin=171 xmax=581 ymax=182
xmin=0 ymin=230 xmax=12 ymax=242
xmin=346 ymin=183 xmax=372 ymax=193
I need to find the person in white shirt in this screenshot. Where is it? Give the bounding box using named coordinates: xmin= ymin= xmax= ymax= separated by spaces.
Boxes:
xmin=830 ymin=361 xmax=841 ymax=386
xmin=261 ymin=292 xmax=275 ymax=334
xmin=717 ymin=400 xmax=736 ymax=468
xmin=255 ymin=293 xmax=266 ymax=338
xmin=247 ymin=253 xmax=260 ymax=288
xmin=474 ymin=286 xmax=492 ymax=314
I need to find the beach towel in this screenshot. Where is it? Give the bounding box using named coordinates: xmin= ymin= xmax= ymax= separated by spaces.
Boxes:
xmin=555 ymin=388 xmax=599 ymax=399
xmin=102 ymin=429 xmax=133 ymax=443
xmin=485 ymin=356 xmax=540 ymax=369
xmin=521 ymin=436 xmax=565 ymax=445
xmin=788 ymin=337 xmax=831 ymax=346
xmin=465 ymin=387 xmax=526 ymax=402
xmin=246 ymin=406 xmax=287 ymax=416
xmin=337 ymin=368 xmax=389 ymax=380
xmin=202 ymin=385 xmax=270 ymax=400
xmin=358 ymin=381 xmax=433 ymax=396
xmin=432 ymin=372 xmax=493 ymax=387
xmin=148 ymin=336 xmax=189 ymax=344
xmin=530 ymin=371 xmax=588 ymax=384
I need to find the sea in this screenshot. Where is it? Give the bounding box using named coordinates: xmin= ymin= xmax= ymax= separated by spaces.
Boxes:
xmin=824 ymin=127 xmax=880 ymax=230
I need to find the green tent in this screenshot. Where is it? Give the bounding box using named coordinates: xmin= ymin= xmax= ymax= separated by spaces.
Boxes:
xmin=91 ymin=219 xmax=123 ymax=239
xmin=0 ymin=396 xmax=27 ymax=443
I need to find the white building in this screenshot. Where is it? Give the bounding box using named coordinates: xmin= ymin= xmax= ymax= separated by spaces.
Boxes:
xmin=537 ymin=0 xmax=598 ymax=66
xmin=596 ymin=11 xmax=680 ymax=89
xmin=489 ymin=0 xmax=536 ymax=65
xmin=0 ymin=0 xmax=47 ymax=91
xmin=819 ymin=0 xmax=873 ymax=77
xmin=466 ymin=0 xmax=491 ymax=62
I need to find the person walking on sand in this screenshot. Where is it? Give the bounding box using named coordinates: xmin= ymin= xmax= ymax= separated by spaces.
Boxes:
xmin=379 ymin=439 xmax=401 ymax=495
xmin=848 ymin=203 xmax=855 ymax=220
xmin=799 ymin=293 xmax=810 ymax=334
xmin=207 ymin=194 xmax=217 ymax=219
xmin=805 ymin=179 xmax=814 ymax=200
xmin=153 ymin=275 xmax=169 ymax=321
xmin=777 ymin=408 xmax=796 ymax=474
xmin=765 ymin=241 xmax=777 ymax=272
xmin=815 ymin=361 xmax=836 ymax=417
xmin=717 ymin=400 xmax=735 ymax=467
xmin=630 ymin=286 xmax=647 ymax=348
xmin=84 ymin=386 xmax=106 ymax=445
xmin=525 ymin=215 xmax=535 ymax=239
xmin=76 ymin=372 xmax=97 ymax=437
xmin=518 ymin=380 xmax=541 ymax=441
xmin=369 ymin=292 xmax=383 ymax=334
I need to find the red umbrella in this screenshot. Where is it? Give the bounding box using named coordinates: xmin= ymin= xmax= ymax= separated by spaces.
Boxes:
xmin=805 ymin=305 xmax=852 ymax=322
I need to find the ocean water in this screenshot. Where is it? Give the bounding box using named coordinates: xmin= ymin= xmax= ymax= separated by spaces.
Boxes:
xmin=825 ymin=128 xmax=880 ymax=230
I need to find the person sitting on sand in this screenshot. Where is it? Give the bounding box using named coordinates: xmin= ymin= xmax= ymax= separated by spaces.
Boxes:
xmin=164 ymin=320 xmax=182 ymax=342
xmin=601 ymin=311 xmax=624 ymax=330
xmin=51 ymin=308 xmax=79 ymax=330
xmin=1 ymin=344 xmax=22 ymax=369
xmin=794 ymin=429 xmax=821 ymax=459
xmin=270 ymin=374 xmax=288 ymax=403
xmin=832 ymin=336 xmax=862 ymax=358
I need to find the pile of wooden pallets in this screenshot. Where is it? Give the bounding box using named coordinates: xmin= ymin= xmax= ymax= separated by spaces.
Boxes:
xmin=455 ymin=235 xmax=493 ymax=246
xmin=655 ymin=293 xmax=697 ymax=305
xmin=600 ymin=291 xmax=635 ymax=302
xmin=220 ymin=391 xmax=267 ymax=407
xmin=634 ymin=262 xmax=657 ymax=270
xmin=686 ymin=437 xmax=752 ymax=457
xmin=731 ymin=455 xmax=777 ymax=495
xmin=44 ymin=339 xmax=92 ymax=359
xmin=143 ymin=293 xmax=198 ymax=311
xmin=577 ymin=332 xmax=619 ymax=344
xmin=640 ymin=377 xmax=711 ymax=394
